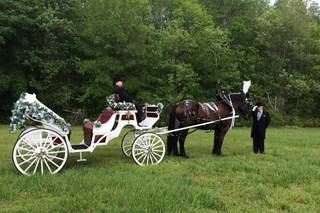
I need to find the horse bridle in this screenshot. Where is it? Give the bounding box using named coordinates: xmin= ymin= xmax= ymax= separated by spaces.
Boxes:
xmin=244 ymin=95 xmax=253 ymax=111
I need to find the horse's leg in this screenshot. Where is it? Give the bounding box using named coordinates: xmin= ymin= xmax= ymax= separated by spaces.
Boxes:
xmin=167 ymin=108 xmax=180 ymax=156
xmin=217 ymin=130 xmax=227 ymax=156
xmin=212 ymin=130 xmax=219 ymax=155
xmin=212 ymin=126 xmax=228 ymax=156
xmin=167 ymin=134 xmax=173 ymax=155
xmin=172 ymin=133 xmax=180 ymax=156
xmin=167 ymin=133 xmax=180 ymax=156
xmin=179 ymin=129 xmax=189 ymax=158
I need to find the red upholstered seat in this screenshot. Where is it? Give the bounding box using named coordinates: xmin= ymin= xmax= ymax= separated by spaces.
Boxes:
xmin=83 ymin=110 xmax=115 ymax=145
xmin=97 ymin=110 xmax=115 ymax=124
xmin=83 ymin=122 xmax=94 ymax=146
xmin=146 ymin=106 xmax=159 ymax=118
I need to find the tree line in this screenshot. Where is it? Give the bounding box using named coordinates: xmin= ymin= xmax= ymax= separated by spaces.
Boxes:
xmin=0 ymin=0 xmax=319 ymax=126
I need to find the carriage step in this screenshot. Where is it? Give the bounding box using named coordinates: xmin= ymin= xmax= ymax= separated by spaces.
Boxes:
xmin=71 ymin=144 xmax=89 ymax=150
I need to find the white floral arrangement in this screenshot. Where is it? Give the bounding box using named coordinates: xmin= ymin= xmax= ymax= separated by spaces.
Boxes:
xmin=106 ymin=94 xmax=136 ymax=110
xmin=10 ymin=93 xmax=69 ymax=132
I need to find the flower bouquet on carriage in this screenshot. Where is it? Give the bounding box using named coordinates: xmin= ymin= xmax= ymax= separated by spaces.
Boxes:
xmin=10 ymin=93 xmax=166 ymax=176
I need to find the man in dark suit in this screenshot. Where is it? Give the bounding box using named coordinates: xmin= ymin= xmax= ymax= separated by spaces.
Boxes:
xmin=112 ymin=76 xmax=133 ymax=102
xmin=251 ymin=102 xmax=270 ymax=154
xmin=112 ymin=76 xmax=143 ymax=123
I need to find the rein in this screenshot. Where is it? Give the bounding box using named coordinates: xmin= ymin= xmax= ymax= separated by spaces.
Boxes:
xmin=228 ymin=94 xmax=236 ymax=129
xmin=215 ymin=93 xmax=237 ymax=129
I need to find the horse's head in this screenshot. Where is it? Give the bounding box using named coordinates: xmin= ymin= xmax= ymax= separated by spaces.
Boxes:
xmin=229 ymin=93 xmax=252 ymax=118
xmin=229 ymin=81 xmax=253 ymax=118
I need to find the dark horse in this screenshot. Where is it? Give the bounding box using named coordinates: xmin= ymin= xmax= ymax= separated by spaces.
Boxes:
xmin=167 ymin=90 xmax=252 ymax=157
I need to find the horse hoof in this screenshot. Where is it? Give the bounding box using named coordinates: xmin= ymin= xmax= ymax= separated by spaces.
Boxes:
xmin=179 ymin=153 xmax=189 ymax=158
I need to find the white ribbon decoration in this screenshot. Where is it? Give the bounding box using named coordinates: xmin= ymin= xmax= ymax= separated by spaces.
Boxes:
xmin=228 ymin=94 xmax=236 ymax=129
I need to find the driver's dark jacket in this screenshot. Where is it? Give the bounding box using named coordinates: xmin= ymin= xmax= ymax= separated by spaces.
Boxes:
xmin=112 ymin=86 xmax=133 ymax=102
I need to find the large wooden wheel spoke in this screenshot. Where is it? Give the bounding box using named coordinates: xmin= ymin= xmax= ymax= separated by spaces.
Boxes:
xmin=12 ymin=129 xmax=68 ymax=176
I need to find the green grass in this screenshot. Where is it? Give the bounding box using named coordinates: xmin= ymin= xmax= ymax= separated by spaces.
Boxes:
xmin=0 ymin=125 xmax=320 ymax=212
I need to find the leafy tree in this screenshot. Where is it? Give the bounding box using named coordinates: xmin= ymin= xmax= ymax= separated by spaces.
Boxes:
xmin=1 ymin=0 xmax=319 ymax=125
xmin=0 ymin=0 xmax=82 ymax=120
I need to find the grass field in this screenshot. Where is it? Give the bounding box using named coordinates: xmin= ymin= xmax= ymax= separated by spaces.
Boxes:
xmin=0 ymin=125 xmax=319 ymax=213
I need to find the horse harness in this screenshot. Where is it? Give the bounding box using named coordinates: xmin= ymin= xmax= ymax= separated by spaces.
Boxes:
xmin=198 ymin=102 xmax=221 ymax=122
xmin=177 ymin=100 xmax=217 ymax=135
xmin=183 ymin=100 xmax=197 ymax=123
xmin=220 ymin=93 xmax=236 ymax=128
xmin=178 ymin=95 xmax=236 ymax=135
xmin=201 ymin=93 xmax=237 ymax=129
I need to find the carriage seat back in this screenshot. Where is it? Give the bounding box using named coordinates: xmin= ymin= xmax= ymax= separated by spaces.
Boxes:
xmin=83 ymin=110 xmax=116 ymax=145
xmin=97 ymin=110 xmax=116 ymax=124
xmin=139 ymin=105 xmax=161 ymax=127
xmin=146 ymin=106 xmax=159 ymax=118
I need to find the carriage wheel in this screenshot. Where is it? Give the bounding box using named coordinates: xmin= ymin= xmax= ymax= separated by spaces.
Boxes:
xmin=18 ymin=127 xmax=38 ymax=139
xmin=12 ymin=128 xmax=68 ymax=176
xmin=121 ymin=129 xmax=137 ymax=157
xmin=16 ymin=127 xmax=39 ymax=161
xmin=131 ymin=133 xmax=165 ymax=166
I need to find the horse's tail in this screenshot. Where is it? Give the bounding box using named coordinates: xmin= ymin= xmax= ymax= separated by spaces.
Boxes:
xmin=167 ymin=105 xmax=179 ymax=155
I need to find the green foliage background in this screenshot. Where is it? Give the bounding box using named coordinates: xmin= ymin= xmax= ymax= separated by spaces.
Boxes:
xmin=0 ymin=0 xmax=319 ymax=126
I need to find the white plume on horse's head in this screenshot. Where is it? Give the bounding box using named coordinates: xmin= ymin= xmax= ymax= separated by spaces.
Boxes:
xmin=242 ymin=80 xmax=251 ymax=95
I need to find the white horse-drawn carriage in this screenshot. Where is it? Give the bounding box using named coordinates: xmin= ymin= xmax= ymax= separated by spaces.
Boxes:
xmin=11 ymin=93 xmax=166 ymax=176
xmin=11 ymin=80 xmax=250 ymax=176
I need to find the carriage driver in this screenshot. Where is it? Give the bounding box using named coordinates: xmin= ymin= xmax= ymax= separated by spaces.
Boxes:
xmin=112 ymin=76 xmax=133 ymax=102
xmin=112 ymin=76 xmax=143 ymax=123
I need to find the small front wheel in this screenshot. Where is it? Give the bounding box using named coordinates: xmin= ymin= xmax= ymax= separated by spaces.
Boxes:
xmin=131 ymin=133 xmax=165 ymax=166
xmin=12 ymin=128 xmax=68 ymax=176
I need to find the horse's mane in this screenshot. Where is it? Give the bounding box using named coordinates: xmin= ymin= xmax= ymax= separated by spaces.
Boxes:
xmin=215 ymin=92 xmax=242 ymax=104
xmin=228 ymin=92 xmax=243 ymax=102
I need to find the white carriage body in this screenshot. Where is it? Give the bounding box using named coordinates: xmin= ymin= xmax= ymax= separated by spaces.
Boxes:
xmin=70 ymin=107 xmax=161 ymax=153
xmin=12 ymin=93 xmax=165 ymax=175
xmin=19 ymin=95 xmax=162 ymax=154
